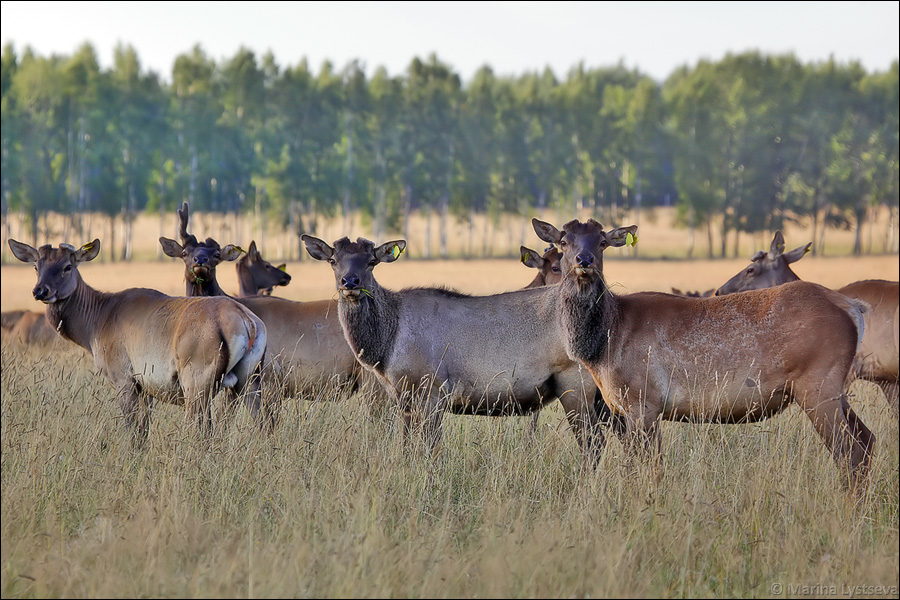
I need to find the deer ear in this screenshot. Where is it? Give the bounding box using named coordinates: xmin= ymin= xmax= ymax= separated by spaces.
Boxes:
xmin=783 ymin=243 xmax=811 ymax=264
xmin=605 ymin=226 xmax=638 ymax=248
xmin=769 ymin=231 xmax=786 ymax=258
xmin=520 ymin=246 xmax=545 ymax=269
xmin=302 ymin=235 xmax=334 ymax=261
xmin=376 ymin=240 xmax=406 ymax=263
xmin=8 ymin=239 xmax=39 ymax=263
xmin=532 ymin=219 xmax=562 ymax=244
xmin=159 ymin=237 xmax=184 ymax=258
xmin=75 ymin=239 xmax=101 ymax=263
xmin=221 ymin=245 xmax=243 ymax=262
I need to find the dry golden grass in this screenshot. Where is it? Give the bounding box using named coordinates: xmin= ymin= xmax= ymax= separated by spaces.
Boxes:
xmin=1 ymin=340 xmax=898 ymax=598
xmin=1 ymin=208 xmax=898 ymax=598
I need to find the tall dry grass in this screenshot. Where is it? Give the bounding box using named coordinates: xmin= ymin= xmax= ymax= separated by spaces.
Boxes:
xmin=1 ymin=339 xmax=898 ymax=598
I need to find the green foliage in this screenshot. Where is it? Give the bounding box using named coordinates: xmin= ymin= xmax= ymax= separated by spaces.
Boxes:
xmin=1 ymin=42 xmax=897 ymax=257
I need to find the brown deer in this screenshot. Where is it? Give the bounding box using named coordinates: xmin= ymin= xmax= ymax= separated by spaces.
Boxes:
xmin=301 ymin=234 xmax=605 ymax=460
xmin=8 ymin=238 xmax=272 ymax=442
xmin=159 ymin=202 xmax=363 ymax=398
xmin=715 ymin=231 xmax=899 ymax=412
xmin=532 ymin=218 xmax=874 ymax=489
xmin=236 ymin=240 xmax=292 ymax=297
xmin=520 ymin=245 xmax=563 ymax=288
xmin=1 ymin=309 xmax=64 ymax=346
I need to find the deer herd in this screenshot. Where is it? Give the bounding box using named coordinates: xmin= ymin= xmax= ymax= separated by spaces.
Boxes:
xmin=4 ymin=203 xmax=898 ymax=492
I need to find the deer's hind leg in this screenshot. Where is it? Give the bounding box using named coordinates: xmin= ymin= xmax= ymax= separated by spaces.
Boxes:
xmin=798 ymin=390 xmax=875 ymax=491
xmin=116 ymin=380 xmax=151 ymax=447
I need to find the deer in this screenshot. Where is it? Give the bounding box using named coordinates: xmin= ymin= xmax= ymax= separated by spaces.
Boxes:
xmin=1 ymin=309 xmax=64 ymax=346
xmin=8 ymin=238 xmax=272 ymax=443
xmin=159 ymin=202 xmax=364 ymax=398
xmin=531 ymin=218 xmax=875 ymax=490
xmin=520 ymin=245 xmax=563 ymax=288
xmin=301 ymin=234 xmax=606 ymax=461
xmin=236 ymin=240 xmax=292 ymax=297
xmin=520 ymin=244 xmax=625 ymax=436
xmin=715 ymin=231 xmax=899 ymax=413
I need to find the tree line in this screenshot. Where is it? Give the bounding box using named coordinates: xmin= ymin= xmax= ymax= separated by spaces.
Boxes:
xmin=1 ymin=41 xmax=897 ymax=260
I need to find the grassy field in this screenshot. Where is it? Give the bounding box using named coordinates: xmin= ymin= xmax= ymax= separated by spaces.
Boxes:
xmin=1 ymin=208 xmax=898 ymax=598
xmin=1 ymin=340 xmax=898 ymax=598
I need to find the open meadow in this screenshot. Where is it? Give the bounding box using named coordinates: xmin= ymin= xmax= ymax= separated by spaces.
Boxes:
xmin=1 ymin=208 xmax=898 ymax=598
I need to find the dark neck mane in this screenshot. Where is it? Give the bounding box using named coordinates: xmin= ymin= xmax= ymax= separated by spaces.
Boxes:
xmin=186 ymin=275 xmax=228 ymax=297
xmin=559 ymin=275 xmax=619 ymax=364
xmin=338 ymin=283 xmax=400 ymax=374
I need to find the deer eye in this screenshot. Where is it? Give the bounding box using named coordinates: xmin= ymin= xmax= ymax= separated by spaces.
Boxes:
xmin=747 ymin=266 xmax=755 ymax=274
xmin=559 ymin=240 xmax=567 ymax=247
xmin=63 ymin=265 xmax=72 ymax=273
xmin=328 ymin=258 xmax=336 ymax=265
xmin=368 ymin=259 xmax=377 ymax=267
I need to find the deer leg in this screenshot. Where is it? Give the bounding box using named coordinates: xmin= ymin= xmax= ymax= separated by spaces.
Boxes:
xmin=800 ymin=393 xmax=875 ymax=491
xmin=182 ymin=382 xmax=215 ymax=437
xmin=559 ymin=387 xmax=606 ymax=463
xmin=235 ymin=359 xmax=273 ymax=433
xmin=595 ymin=392 xmax=628 ymax=440
xmin=422 ymin=387 xmax=446 ymax=457
xmin=622 ymin=396 xmax=662 ymax=460
xmin=117 ymin=381 xmax=150 ymax=447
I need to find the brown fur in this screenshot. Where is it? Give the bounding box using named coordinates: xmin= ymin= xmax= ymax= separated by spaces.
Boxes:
xmin=236 ymin=240 xmax=292 ymax=297
xmin=1 ymin=309 xmax=64 ymax=347
xmin=534 ymin=218 xmax=874 ymax=490
xmin=8 ymin=238 xmax=271 ymax=443
xmin=302 ymin=234 xmax=605 ymax=460
xmin=160 ymin=202 xmax=364 ymax=397
xmin=715 ymin=231 xmax=899 ymax=412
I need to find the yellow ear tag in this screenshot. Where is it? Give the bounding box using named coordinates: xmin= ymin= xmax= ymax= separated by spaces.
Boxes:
xmin=522 ymin=251 xmax=531 ymax=263
xmin=392 ymin=245 xmax=401 ymax=259
xmin=235 ymin=246 xmax=244 ymax=254
xmin=626 ymin=232 xmax=637 ymax=247
xmin=81 ymin=242 xmax=95 ymax=253
xmin=278 ymin=265 xmax=287 ymax=272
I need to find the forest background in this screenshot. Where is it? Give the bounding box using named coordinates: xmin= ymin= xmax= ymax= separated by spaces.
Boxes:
xmin=0 ymin=42 xmax=898 ymax=264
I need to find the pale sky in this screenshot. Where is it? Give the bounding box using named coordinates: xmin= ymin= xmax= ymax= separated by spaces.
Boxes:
xmin=1 ymin=1 xmax=898 ymax=83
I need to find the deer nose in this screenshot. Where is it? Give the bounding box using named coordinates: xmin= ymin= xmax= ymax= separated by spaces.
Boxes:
xmin=195 ymin=255 xmax=208 ymax=266
xmin=33 ymin=285 xmax=49 ymax=301
xmin=341 ymin=274 xmax=360 ymax=290
xmin=575 ymin=253 xmax=594 ymax=268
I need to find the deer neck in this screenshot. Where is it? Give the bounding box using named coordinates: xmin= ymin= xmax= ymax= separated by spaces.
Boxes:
xmin=524 ymin=273 xmax=546 ymax=289
xmin=338 ymin=283 xmax=399 ymax=374
xmin=46 ymin=277 xmax=106 ymax=352
xmin=185 ymin=275 xmax=228 ymax=297
xmin=558 ymin=274 xmax=620 ymax=365
xmin=235 ymin=262 xmax=257 ymax=297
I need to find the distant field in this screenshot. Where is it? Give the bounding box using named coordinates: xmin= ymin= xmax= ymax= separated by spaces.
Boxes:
xmin=1 ymin=248 xmax=897 ymax=312
xmin=3 ymin=205 xmax=897 ymax=310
